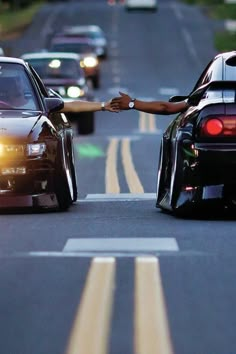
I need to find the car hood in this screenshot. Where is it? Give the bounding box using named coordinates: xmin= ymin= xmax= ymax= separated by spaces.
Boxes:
xmin=0 ymin=110 xmax=46 ymax=142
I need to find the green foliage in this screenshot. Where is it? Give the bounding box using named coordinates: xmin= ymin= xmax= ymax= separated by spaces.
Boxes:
xmin=215 ymin=31 xmax=236 ymax=52
xmin=0 ymin=1 xmax=43 ymax=36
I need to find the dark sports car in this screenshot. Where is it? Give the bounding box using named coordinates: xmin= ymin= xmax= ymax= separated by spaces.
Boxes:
xmin=156 ymin=51 xmax=236 ymax=216
xmin=0 ymin=57 xmax=77 ymax=211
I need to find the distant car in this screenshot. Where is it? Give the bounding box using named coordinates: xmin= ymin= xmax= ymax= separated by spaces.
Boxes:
xmin=21 ymin=52 xmax=95 ymax=135
xmin=58 ymin=25 xmax=108 ymax=59
xmin=125 ymin=0 xmax=158 ymax=11
xmin=49 ymin=36 xmax=100 ymax=88
xmin=0 ymin=56 xmax=78 ymax=211
xmin=156 ymin=51 xmax=236 ymax=216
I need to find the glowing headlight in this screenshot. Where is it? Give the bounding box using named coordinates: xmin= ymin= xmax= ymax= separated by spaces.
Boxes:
xmin=27 ymin=143 xmax=46 ymax=157
xmin=0 ymin=144 xmax=24 ymax=157
xmin=83 ymin=57 xmax=98 ymax=68
xmin=67 ymin=86 xmax=82 ymax=98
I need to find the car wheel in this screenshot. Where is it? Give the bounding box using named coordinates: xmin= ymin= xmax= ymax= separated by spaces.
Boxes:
xmin=93 ymin=75 xmax=100 ymax=89
xmin=156 ymin=139 xmax=167 ymax=207
xmin=55 ymin=147 xmax=74 ymax=211
xmin=67 ymin=138 xmax=78 ymax=202
xmin=77 ymin=112 xmax=95 ymax=135
xmin=170 ymin=141 xmax=184 ymax=210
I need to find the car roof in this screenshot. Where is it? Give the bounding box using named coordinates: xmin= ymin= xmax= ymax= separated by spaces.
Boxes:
xmin=21 ymin=52 xmax=82 ymax=60
xmin=62 ymin=25 xmax=103 ymax=33
xmin=0 ymin=56 xmax=27 ymax=65
xmin=51 ymin=36 xmax=93 ymax=44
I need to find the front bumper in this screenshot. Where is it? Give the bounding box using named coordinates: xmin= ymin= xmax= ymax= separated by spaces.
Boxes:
xmin=0 ymin=158 xmax=58 ymax=208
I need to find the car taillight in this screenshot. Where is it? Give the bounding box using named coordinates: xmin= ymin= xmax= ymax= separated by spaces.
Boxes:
xmin=201 ymin=116 xmax=236 ymax=137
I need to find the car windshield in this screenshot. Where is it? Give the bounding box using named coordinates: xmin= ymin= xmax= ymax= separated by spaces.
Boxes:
xmin=25 ymin=58 xmax=83 ymax=79
xmin=0 ymin=63 xmax=39 ymax=110
xmin=50 ymin=42 xmax=95 ymax=54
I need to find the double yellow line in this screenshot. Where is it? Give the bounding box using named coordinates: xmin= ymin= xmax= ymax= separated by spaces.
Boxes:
xmin=139 ymin=112 xmax=159 ymax=133
xmin=65 ymin=257 xmax=174 ymax=354
xmin=106 ymin=137 xmax=144 ymax=194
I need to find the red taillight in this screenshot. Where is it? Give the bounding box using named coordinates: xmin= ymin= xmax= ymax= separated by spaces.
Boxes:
xmin=201 ymin=116 xmax=236 ymax=137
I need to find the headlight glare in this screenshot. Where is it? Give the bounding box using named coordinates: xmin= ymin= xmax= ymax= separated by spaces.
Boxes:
xmin=83 ymin=57 xmax=98 ymax=68
xmin=67 ymin=86 xmax=82 ymax=98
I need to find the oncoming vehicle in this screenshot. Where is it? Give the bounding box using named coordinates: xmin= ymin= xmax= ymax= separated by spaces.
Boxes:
xmin=125 ymin=0 xmax=158 ymax=12
xmin=58 ymin=25 xmax=108 ymax=59
xmin=49 ymin=36 xmax=100 ymax=89
xmin=156 ymin=51 xmax=236 ymax=216
xmin=21 ymin=52 xmax=95 ymax=135
xmin=0 ymin=57 xmax=77 ymax=211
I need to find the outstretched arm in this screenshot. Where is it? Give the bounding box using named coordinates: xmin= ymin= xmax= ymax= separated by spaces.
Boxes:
xmin=60 ymin=99 xmax=119 ymax=113
xmin=111 ymin=92 xmax=188 ymax=115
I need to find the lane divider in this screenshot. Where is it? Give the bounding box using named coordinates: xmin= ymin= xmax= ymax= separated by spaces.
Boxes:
xmin=106 ymin=138 xmax=120 ymax=193
xmin=139 ymin=112 xmax=158 ymax=133
xmin=106 ymin=138 xmax=144 ymax=193
xmin=134 ymin=257 xmax=174 ymax=354
xmin=65 ymin=257 xmax=116 ymax=354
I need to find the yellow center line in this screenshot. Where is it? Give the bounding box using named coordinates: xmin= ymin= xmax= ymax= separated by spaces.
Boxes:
xmin=139 ymin=111 xmax=147 ymax=132
xmin=148 ymin=114 xmax=157 ymax=132
xmin=121 ymin=138 xmax=144 ymax=193
xmin=134 ymin=257 xmax=174 ymax=354
xmin=105 ymin=138 xmax=120 ymax=193
xmin=65 ymin=257 xmax=116 ymax=354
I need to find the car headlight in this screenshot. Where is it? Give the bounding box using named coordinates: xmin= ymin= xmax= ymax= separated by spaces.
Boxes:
xmin=82 ymin=57 xmax=98 ymax=68
xmin=27 ymin=143 xmax=46 ymax=157
xmin=67 ymin=86 xmax=84 ymax=98
xmin=0 ymin=144 xmax=24 ymax=157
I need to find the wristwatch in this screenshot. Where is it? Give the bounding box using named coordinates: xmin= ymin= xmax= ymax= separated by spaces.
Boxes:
xmin=128 ymin=98 xmax=136 ymax=109
xmin=101 ymin=102 xmax=105 ymax=111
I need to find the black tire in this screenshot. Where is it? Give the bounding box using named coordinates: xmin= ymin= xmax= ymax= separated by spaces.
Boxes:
xmin=170 ymin=142 xmax=184 ymax=210
xmin=55 ymin=147 xmax=73 ymax=211
xmin=67 ymin=138 xmax=78 ymax=202
xmin=92 ymin=75 xmax=100 ymax=89
xmin=156 ymin=140 xmax=166 ymax=207
xmin=77 ymin=112 xmax=95 ymax=135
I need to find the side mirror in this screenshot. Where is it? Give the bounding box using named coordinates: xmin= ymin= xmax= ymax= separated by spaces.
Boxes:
xmin=169 ymin=95 xmax=188 ymax=102
xmin=44 ymin=97 xmax=64 ymax=113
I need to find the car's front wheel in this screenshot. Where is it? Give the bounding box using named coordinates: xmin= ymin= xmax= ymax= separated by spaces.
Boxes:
xmin=77 ymin=111 xmax=95 ymax=135
xmin=55 ymin=148 xmax=74 ymax=211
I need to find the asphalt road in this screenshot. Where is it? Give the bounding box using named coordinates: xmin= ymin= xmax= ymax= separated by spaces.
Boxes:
xmin=1 ymin=1 xmax=236 ymax=354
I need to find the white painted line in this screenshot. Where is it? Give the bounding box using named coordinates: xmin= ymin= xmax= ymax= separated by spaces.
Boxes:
xmin=84 ymin=193 xmax=156 ymax=201
xmin=63 ymin=238 xmax=179 ymax=252
xmin=171 ymin=2 xmax=183 ymax=21
xmin=182 ymin=28 xmax=201 ymax=68
xmin=158 ymin=88 xmax=179 ymax=96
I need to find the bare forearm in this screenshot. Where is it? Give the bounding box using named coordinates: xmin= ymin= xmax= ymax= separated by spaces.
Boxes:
xmin=61 ymin=100 xmax=104 ymax=113
xmin=134 ymin=100 xmax=188 ymax=115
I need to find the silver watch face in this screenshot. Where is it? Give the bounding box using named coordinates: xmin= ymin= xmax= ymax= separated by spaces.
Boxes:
xmin=128 ymin=101 xmax=135 ymax=109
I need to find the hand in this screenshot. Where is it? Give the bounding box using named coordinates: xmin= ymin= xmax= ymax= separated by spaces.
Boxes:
xmin=111 ymin=91 xmax=131 ymax=110
xmin=105 ymin=99 xmax=120 ymax=112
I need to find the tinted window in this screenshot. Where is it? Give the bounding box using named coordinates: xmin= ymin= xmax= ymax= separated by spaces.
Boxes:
xmin=25 ymin=58 xmax=83 ymax=79
xmin=0 ymin=63 xmax=39 ymax=110
xmin=50 ymin=42 xmax=95 ymax=54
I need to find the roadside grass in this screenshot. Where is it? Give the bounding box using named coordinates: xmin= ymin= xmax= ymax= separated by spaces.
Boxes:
xmin=215 ymin=32 xmax=236 ymax=52
xmin=182 ymin=0 xmax=236 ymax=52
xmin=0 ymin=1 xmax=44 ymax=39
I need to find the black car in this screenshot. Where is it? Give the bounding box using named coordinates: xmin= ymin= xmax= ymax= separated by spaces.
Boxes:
xmin=21 ymin=52 xmax=95 ymax=134
xmin=0 ymin=57 xmax=77 ymax=211
xmin=156 ymin=51 xmax=236 ymax=216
